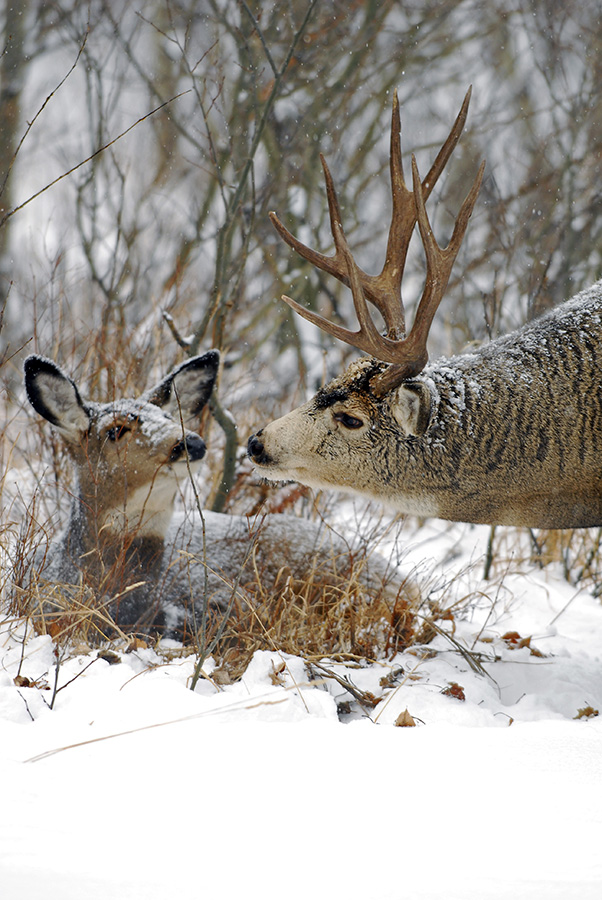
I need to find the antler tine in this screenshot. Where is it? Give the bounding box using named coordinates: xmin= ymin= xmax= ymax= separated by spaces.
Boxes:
xmin=371 ymin=154 xmax=486 ymax=396
xmin=373 ymin=90 xmax=414 ymax=339
xmin=365 ymin=86 xmax=474 ymax=339
xmin=279 ymin=217 xmax=411 ymax=362
xmin=272 ymin=88 xmax=483 ymax=394
xmin=270 ymin=152 xmax=400 ymax=325
xmin=421 ymin=86 xmax=473 ymax=203
xmin=269 ymin=153 xmax=348 ymax=286
xmin=269 ymin=90 xmax=416 ymax=337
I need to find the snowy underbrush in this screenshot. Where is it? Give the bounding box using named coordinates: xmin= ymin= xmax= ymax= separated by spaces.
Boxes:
xmin=2 ymin=507 xmax=602 ymax=740
xmin=1 ymin=513 xmax=602 ymax=899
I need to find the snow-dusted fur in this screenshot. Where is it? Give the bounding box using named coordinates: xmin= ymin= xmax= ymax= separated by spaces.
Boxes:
xmin=250 ymin=280 xmax=602 ymax=529
xmin=19 ymin=354 xmax=397 ymax=637
xmin=32 ymin=505 xmax=368 ymax=637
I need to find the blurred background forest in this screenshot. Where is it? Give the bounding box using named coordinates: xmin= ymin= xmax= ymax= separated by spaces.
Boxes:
xmin=0 ymin=0 xmax=601 ymax=522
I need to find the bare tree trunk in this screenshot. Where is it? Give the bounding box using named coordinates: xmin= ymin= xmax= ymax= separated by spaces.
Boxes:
xmin=0 ymin=2 xmax=29 ymax=296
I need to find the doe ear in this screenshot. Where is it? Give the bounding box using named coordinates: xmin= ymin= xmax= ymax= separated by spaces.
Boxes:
xmin=23 ymin=355 xmax=91 ymax=442
xmin=144 ymin=350 xmax=220 ymax=424
xmin=391 ymin=379 xmax=439 ymax=438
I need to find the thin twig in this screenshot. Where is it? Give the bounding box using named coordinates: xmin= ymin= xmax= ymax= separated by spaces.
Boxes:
xmin=162 ymin=311 xmax=191 ymax=350
xmin=188 ymin=0 xmax=320 ymax=354
xmin=0 ymin=26 xmax=89 ymax=202
xmin=238 ymin=0 xmax=279 ymax=76
xmin=0 ymin=91 xmax=191 ymax=230
xmin=208 ymin=396 xmax=238 ymax=514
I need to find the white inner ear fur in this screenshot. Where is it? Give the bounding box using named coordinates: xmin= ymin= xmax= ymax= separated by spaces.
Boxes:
xmin=159 ymin=366 xmax=214 ymax=425
xmin=37 ymin=372 xmax=90 ymax=440
xmin=170 ymin=371 xmax=207 ymax=419
xmin=391 ymin=379 xmax=438 ymax=437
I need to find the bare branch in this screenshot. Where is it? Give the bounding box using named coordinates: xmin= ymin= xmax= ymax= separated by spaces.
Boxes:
xmin=0 ymin=22 xmax=89 ymax=203
xmin=0 ymin=90 xmax=191 ymax=230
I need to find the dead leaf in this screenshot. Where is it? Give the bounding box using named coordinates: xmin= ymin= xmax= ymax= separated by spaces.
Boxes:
xmin=574 ymin=706 xmax=599 ymax=720
xmin=13 ymin=675 xmax=50 ymax=690
xmin=211 ymin=666 xmax=233 ymax=686
xmin=502 ymin=631 xmax=522 ymax=645
xmin=394 ymin=708 xmax=416 ymax=727
xmin=269 ymin=660 xmax=286 ymax=686
xmin=97 ymin=649 xmax=120 ymax=665
xmin=126 ymin=638 xmax=148 ymax=653
xmin=379 ymin=666 xmax=405 ymax=689
xmin=442 ymin=682 xmax=466 ymax=701
xmin=502 ymin=631 xmax=544 ymax=657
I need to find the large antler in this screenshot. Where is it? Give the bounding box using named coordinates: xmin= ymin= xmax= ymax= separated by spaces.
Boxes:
xmin=269 ymin=89 xmax=485 ymax=397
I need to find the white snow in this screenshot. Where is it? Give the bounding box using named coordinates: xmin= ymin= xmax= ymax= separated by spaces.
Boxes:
xmin=1 ymin=517 xmax=602 ymax=899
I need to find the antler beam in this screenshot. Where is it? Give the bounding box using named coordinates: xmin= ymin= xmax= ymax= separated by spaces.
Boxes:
xmin=270 ymin=88 xmax=485 ymax=395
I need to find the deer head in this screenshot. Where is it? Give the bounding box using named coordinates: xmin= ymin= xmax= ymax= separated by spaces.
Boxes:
xmin=248 ymin=90 xmax=484 ymax=498
xmin=270 ymin=88 xmax=484 ymax=394
xmin=24 ymin=352 xmax=219 ymax=540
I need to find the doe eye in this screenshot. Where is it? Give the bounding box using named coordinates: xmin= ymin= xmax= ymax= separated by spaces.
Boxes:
xmin=106 ymin=424 xmax=131 ymax=442
xmin=333 ymin=412 xmax=364 ymax=430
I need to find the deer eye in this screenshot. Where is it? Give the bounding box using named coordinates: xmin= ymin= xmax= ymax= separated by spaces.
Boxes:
xmin=106 ymin=423 xmax=132 ymax=442
xmin=333 ymin=411 xmax=364 ymax=430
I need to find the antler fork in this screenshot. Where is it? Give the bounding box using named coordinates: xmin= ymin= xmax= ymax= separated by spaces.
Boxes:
xmin=270 ymin=89 xmax=485 ymax=396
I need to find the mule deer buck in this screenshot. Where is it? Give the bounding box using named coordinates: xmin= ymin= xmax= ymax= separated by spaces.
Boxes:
xmin=248 ymin=90 xmax=602 ymax=529
xmin=19 ymin=354 xmax=402 ymax=638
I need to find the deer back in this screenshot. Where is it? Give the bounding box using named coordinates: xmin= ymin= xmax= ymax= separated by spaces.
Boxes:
xmin=249 ymin=277 xmax=602 ymax=528
xmin=248 ymin=91 xmax=602 ymax=530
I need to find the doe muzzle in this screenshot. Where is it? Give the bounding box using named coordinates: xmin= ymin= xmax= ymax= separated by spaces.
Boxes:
xmin=169 ymin=433 xmax=206 ymax=463
xmin=247 ymin=431 xmax=272 ymax=466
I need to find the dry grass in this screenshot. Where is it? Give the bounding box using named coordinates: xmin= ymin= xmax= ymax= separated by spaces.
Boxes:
xmin=4 ymin=509 xmax=423 ymax=671
xmin=483 ymin=524 xmax=602 ymax=596
xmin=207 ymin=548 xmax=420 ymax=682
xmin=9 ymin=578 xmax=131 ymax=647
xmin=5 ymin=424 xmax=602 ymax=687
xmin=2 ymin=444 xmax=466 ymax=685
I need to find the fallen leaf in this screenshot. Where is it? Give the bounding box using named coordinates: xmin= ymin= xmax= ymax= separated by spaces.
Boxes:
xmin=574 ymin=706 xmax=599 ymax=720
xmin=211 ymin=666 xmax=233 ymax=686
xmin=13 ymin=675 xmax=50 ymax=690
xmin=502 ymin=631 xmax=544 ymax=657
xmin=379 ymin=666 xmax=405 ymax=688
xmin=394 ymin=708 xmax=416 ymax=727
xmin=97 ymin=649 xmax=120 ymax=665
xmin=442 ymin=682 xmax=466 ymax=701
xmin=269 ymin=660 xmax=286 ymax=686
xmin=502 ymin=631 xmax=523 ymax=645
xmin=126 ymin=638 xmax=148 ymax=653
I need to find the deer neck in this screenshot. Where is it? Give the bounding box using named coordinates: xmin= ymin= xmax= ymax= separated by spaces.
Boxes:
xmin=70 ymin=468 xmax=177 ymax=539
xmin=60 ymin=494 xmax=169 ymax=633
xmin=63 ymin=486 xmax=171 ymax=584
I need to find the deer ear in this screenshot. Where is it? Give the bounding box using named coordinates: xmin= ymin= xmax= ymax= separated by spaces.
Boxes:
xmin=391 ymin=379 xmax=439 ymax=438
xmin=23 ymin=356 xmax=91 ymax=442
xmin=145 ymin=350 xmax=220 ymax=424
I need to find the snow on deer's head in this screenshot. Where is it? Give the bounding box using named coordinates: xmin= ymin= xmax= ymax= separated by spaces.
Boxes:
xmin=24 ymin=352 xmax=219 ymax=538
xmin=248 ymin=90 xmax=480 ymax=517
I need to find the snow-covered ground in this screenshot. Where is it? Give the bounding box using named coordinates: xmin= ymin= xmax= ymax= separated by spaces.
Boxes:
xmin=1 ymin=518 xmax=601 ymax=899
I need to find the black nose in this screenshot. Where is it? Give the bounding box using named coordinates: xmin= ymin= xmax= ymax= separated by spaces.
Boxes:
xmin=170 ymin=433 xmax=206 ymax=463
xmin=247 ymin=431 xmax=270 ymax=465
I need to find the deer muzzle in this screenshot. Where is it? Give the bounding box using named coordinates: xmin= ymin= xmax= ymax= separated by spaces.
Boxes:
xmin=169 ymin=433 xmax=206 ymax=464
xmin=247 ymin=430 xmax=273 ymax=466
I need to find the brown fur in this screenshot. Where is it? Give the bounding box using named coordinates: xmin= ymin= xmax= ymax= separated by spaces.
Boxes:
xmin=249 ymin=281 xmax=602 ymax=529
xmin=21 ymin=354 xmax=410 ymax=638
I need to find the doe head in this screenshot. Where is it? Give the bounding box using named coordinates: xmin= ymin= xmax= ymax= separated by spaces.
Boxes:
xmin=24 ymin=352 xmax=219 ymax=536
